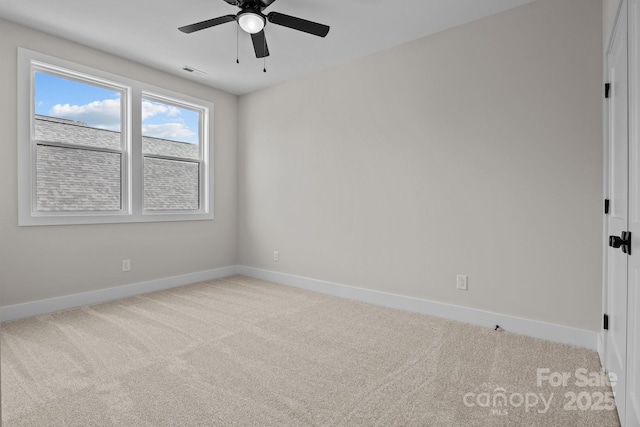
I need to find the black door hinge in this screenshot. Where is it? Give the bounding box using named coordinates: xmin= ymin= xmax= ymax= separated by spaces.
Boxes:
xmin=604 ymin=314 xmax=609 ymax=330
xmin=605 ymin=83 xmax=611 ymax=99
xmin=605 ymin=199 xmax=610 ymax=214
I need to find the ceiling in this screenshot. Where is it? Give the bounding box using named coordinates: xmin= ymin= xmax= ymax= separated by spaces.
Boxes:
xmin=0 ymin=0 xmax=535 ymax=95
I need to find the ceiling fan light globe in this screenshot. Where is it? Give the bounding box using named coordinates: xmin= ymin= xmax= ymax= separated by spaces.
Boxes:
xmin=238 ymin=12 xmax=265 ymax=34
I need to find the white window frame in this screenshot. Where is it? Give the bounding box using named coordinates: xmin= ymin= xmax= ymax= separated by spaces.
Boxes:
xmin=29 ymin=62 xmax=131 ymax=218
xmin=18 ymin=48 xmax=214 ymax=226
xmin=140 ymin=92 xmax=208 ymax=215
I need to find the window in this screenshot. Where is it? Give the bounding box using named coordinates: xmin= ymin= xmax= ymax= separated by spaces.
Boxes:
xmin=141 ymin=96 xmax=203 ymax=211
xmin=18 ymin=48 xmax=213 ymax=226
xmin=33 ymin=70 xmax=127 ymax=214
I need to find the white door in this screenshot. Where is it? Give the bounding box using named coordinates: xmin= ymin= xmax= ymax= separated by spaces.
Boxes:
xmin=626 ymin=0 xmax=640 ymax=424
xmin=606 ymin=2 xmax=629 ymax=424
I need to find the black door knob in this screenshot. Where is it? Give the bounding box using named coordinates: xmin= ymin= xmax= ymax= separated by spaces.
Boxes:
xmin=610 ymin=235 xmax=623 ymax=248
xmin=609 ymin=231 xmax=632 ymax=255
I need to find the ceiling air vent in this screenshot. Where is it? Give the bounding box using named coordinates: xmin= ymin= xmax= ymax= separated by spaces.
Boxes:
xmin=182 ymin=66 xmax=206 ymax=75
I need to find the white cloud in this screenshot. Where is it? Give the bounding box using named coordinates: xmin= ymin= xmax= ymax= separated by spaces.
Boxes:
xmin=141 ymin=101 xmax=181 ymax=121
xmin=142 ymin=123 xmax=196 ymax=142
xmin=50 ymin=99 xmax=121 ymax=131
xmin=49 ymin=99 xmax=191 ymax=138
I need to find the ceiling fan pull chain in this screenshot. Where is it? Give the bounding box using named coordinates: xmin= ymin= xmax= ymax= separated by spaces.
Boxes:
xmin=263 ymin=34 xmax=267 ymax=72
xmin=236 ymin=24 xmax=240 ymax=64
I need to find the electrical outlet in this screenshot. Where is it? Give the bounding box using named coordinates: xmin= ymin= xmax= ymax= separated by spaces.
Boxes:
xmin=122 ymin=259 xmax=131 ymax=272
xmin=456 ymin=274 xmax=468 ymax=291
xmin=273 ymin=251 xmax=279 ymax=262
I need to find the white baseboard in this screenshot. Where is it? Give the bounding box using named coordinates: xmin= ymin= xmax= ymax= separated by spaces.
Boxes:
xmin=597 ymin=332 xmax=606 ymax=364
xmin=238 ymin=266 xmax=599 ymax=351
xmin=1 ymin=266 xmax=238 ymax=322
xmin=2 ymin=265 xmax=600 ymax=351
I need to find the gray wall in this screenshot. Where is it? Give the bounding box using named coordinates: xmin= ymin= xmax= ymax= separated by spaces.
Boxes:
xmin=0 ymin=18 xmax=238 ymax=306
xmin=237 ymin=0 xmax=604 ymax=330
xmin=0 ymin=0 xmax=605 ymax=333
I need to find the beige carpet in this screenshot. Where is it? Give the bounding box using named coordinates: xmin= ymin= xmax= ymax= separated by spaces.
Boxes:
xmin=2 ymin=275 xmax=620 ymax=426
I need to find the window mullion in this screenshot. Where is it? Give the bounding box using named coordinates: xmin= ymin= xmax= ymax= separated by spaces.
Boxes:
xmin=130 ymin=87 xmax=142 ymax=216
xmin=34 ymin=140 xmax=124 ymax=155
xmin=143 ymin=154 xmax=201 ymax=164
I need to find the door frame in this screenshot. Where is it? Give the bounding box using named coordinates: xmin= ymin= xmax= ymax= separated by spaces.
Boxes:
xmin=626 ymin=1 xmax=640 ymax=424
xmin=601 ymin=0 xmax=625 ymax=367
xmin=602 ymin=1 xmax=640 ymax=425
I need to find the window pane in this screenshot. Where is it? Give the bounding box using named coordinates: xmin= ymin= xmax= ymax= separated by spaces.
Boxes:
xmin=36 ymin=145 xmax=121 ymax=211
xmin=34 ymin=72 xmax=122 ymax=150
xmin=144 ymin=157 xmax=199 ymax=211
xmin=141 ymin=98 xmax=200 ymax=160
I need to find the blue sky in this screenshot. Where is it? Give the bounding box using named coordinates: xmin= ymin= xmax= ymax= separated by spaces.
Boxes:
xmin=35 ymin=72 xmax=199 ymax=144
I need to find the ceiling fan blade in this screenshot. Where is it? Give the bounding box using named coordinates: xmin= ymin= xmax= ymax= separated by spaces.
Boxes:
xmin=267 ymin=12 xmax=329 ymax=37
xmin=222 ymin=0 xmax=239 ymax=4
xmin=178 ymin=15 xmax=236 ymax=34
xmin=251 ymin=30 xmax=270 ymax=58
xmin=259 ymin=0 xmax=277 ymax=8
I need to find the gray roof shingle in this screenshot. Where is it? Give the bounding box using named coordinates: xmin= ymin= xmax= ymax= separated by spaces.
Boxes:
xmin=34 ymin=115 xmax=200 ymax=211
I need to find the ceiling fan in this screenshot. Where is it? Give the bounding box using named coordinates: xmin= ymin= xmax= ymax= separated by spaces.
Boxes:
xmin=178 ymin=0 xmax=330 ymax=59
